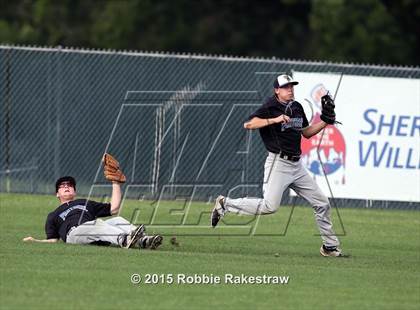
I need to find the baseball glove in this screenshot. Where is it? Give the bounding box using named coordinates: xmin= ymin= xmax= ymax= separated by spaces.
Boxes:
xmin=320 ymin=94 xmax=336 ymax=125
xmin=103 ymin=153 xmax=126 ymax=183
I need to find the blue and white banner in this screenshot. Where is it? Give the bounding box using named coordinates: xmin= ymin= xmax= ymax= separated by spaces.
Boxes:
xmin=293 ymin=71 xmax=420 ymax=202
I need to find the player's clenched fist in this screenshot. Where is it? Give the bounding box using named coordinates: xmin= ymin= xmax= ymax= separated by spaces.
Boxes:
xmin=273 ymin=114 xmax=290 ymax=124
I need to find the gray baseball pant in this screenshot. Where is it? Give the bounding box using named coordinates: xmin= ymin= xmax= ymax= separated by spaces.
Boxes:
xmin=224 ymin=152 xmax=340 ymax=247
xmin=66 ymin=216 xmax=136 ymax=246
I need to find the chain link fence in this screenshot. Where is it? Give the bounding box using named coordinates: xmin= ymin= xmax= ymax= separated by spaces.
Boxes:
xmin=1 ymin=45 xmax=419 ymax=210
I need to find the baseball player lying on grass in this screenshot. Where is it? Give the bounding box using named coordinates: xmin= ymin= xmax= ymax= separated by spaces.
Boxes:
xmin=23 ymin=154 xmax=163 ymax=250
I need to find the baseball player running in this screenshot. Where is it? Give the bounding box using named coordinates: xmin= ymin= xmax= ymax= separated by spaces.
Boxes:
xmin=23 ymin=154 xmax=163 ymax=250
xmin=211 ymin=74 xmax=344 ymax=257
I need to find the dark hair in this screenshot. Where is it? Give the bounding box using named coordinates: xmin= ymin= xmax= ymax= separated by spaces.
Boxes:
xmin=55 ymin=176 xmax=76 ymax=192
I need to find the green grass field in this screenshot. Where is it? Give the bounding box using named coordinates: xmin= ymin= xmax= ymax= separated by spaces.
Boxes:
xmin=1 ymin=193 xmax=419 ymax=310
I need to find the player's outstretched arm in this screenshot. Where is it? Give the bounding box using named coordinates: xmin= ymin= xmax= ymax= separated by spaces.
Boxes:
xmin=22 ymin=236 xmax=59 ymax=243
xmin=110 ymin=182 xmax=122 ymax=215
xmin=301 ymin=121 xmax=328 ymax=139
xmin=102 ymin=153 xmax=125 ymax=215
xmin=244 ymin=115 xmax=290 ymax=130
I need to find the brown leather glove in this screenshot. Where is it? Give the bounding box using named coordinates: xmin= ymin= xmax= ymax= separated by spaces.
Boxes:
xmin=103 ymin=153 xmax=126 ymax=183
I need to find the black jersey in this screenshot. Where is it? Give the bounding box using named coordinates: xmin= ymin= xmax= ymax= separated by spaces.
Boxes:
xmin=45 ymin=199 xmax=111 ymax=242
xmin=248 ymin=95 xmax=309 ymax=155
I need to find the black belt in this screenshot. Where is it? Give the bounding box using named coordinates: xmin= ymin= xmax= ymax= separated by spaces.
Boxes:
xmin=278 ymin=152 xmax=300 ymax=162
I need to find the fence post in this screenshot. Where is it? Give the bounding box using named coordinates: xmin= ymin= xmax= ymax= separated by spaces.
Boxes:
xmin=4 ymin=47 xmax=12 ymax=193
xmin=54 ymin=46 xmax=63 ymax=180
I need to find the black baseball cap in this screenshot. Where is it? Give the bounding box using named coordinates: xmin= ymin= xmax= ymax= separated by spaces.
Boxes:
xmin=55 ymin=176 xmax=76 ymax=192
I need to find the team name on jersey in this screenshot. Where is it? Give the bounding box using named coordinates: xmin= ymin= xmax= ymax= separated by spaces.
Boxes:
xmin=281 ymin=117 xmax=304 ymax=131
xmin=58 ymin=205 xmax=87 ymax=221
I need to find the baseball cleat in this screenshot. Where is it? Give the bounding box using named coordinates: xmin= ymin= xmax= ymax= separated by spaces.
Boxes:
xmin=320 ymin=245 xmax=343 ymax=257
xmin=139 ymin=235 xmax=163 ymax=250
xmin=211 ymin=195 xmax=226 ymax=228
xmin=125 ymin=224 xmax=145 ymax=249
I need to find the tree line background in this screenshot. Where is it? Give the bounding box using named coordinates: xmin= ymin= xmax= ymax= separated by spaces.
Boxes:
xmin=0 ymin=0 xmax=419 ymax=66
